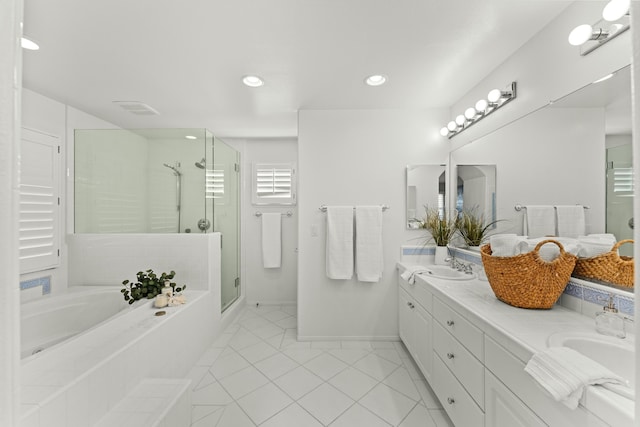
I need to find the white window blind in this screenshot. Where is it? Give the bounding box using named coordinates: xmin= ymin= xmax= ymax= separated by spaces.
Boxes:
xmin=613 ymin=168 xmax=634 ymax=194
xmin=206 ymin=166 xmax=225 ymax=200
xmin=20 ymin=128 xmax=60 ymax=273
xmin=252 ymin=163 xmax=296 ymax=205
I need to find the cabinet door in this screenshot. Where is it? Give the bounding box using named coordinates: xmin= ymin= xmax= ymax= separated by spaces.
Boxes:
xmin=399 ymin=289 xmax=414 ymax=352
xmin=485 ymin=370 xmax=546 ymax=427
xmin=413 ymin=304 xmax=433 ymax=382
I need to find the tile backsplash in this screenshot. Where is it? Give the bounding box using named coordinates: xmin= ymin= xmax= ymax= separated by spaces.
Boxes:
xmin=401 ymin=245 xmax=634 ymax=318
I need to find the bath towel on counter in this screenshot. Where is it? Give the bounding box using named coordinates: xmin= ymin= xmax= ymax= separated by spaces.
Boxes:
xmin=261 ymin=213 xmax=282 ymax=268
xmin=524 ymin=347 xmax=626 ymax=409
xmin=523 ymin=205 xmax=556 ymax=238
xmin=400 ymin=266 xmax=430 ymax=285
xmin=326 ymin=206 xmax=354 ymax=279
xmin=556 ymin=205 xmax=586 ymax=238
xmin=355 ymin=206 xmax=384 ymax=282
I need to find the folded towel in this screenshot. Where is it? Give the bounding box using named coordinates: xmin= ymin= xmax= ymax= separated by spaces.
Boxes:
xmin=261 ymin=213 xmax=282 ymax=268
xmin=523 ymin=206 xmax=556 ymax=238
xmin=577 ymin=234 xmax=617 ymax=258
xmin=326 ymin=206 xmax=354 ymax=279
xmin=355 ymin=206 xmax=384 ymax=282
xmin=556 ymin=205 xmax=586 ymax=238
xmin=489 ymin=234 xmax=525 ymax=257
xmin=400 ymin=266 xmax=430 ymax=285
xmin=519 ymin=237 xmax=581 ymax=261
xmin=524 ymin=347 xmax=626 ymax=409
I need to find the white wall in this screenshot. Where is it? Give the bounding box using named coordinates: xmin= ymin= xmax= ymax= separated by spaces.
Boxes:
xmin=225 ymin=138 xmax=298 ymax=305
xmin=451 ymin=108 xmax=605 ymax=235
xmin=297 ymin=109 xmax=449 ymax=340
xmin=1 ymin=0 xmax=22 ymax=423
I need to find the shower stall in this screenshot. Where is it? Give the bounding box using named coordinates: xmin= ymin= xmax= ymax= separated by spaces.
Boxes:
xmin=74 ymin=128 xmax=241 ymax=311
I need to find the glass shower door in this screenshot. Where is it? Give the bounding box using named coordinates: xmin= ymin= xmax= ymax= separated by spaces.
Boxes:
xmin=213 ymin=137 xmax=240 ymax=312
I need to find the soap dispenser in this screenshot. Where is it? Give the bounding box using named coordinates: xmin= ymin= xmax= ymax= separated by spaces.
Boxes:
xmin=595 ymin=295 xmax=625 ymax=338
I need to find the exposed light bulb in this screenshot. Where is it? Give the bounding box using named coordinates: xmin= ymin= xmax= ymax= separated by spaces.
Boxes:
xmin=440 ymin=127 xmax=449 ymax=137
xmin=464 ymin=107 xmax=477 ymax=120
xmin=602 ymin=0 xmax=629 ymax=22
xmin=568 ymin=24 xmax=594 ymax=46
xmin=455 ymin=115 xmax=466 ymax=126
xmin=447 ymin=121 xmax=457 ymax=132
xmin=487 ymin=89 xmax=502 ymax=103
xmin=475 ymin=99 xmax=488 ymax=112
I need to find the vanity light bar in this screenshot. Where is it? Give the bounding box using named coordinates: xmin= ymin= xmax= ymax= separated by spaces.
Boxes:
xmin=440 ymin=82 xmax=517 ymax=139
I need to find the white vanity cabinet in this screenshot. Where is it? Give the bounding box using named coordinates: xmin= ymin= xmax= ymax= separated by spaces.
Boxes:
xmin=398 ymin=275 xmax=433 ymax=382
xmin=485 ymin=369 xmax=546 ymax=427
xmin=431 ymin=296 xmax=485 ymax=427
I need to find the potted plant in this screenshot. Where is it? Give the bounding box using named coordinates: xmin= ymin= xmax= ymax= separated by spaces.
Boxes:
xmin=121 ymin=269 xmax=186 ymax=305
xmin=455 ymin=207 xmax=501 ymax=250
xmin=419 ymin=206 xmax=456 ymax=264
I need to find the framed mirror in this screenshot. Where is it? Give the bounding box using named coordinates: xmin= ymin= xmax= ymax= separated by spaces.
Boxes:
xmin=450 ymin=64 xmax=632 ymax=290
xmin=406 ymin=164 xmax=446 ymax=229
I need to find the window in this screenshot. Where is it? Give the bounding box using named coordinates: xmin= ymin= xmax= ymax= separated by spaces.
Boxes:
xmin=252 ymin=163 xmax=296 ymax=205
xmin=20 ymin=128 xmax=61 ymax=273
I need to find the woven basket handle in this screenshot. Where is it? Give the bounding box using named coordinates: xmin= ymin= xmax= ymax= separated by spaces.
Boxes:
xmin=533 ymin=239 xmax=565 ymax=255
xmin=612 ymin=239 xmax=634 ymax=252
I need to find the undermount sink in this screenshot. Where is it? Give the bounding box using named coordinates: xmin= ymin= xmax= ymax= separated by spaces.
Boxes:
xmin=547 ymin=331 xmax=635 ymax=399
xmin=416 ymin=265 xmax=476 ymax=281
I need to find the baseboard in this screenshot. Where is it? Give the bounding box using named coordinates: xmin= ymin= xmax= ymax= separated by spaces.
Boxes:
xmin=296 ymin=335 xmax=400 ymax=342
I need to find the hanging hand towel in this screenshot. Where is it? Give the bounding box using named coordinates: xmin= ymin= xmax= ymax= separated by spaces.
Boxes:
xmin=355 ymin=206 xmax=384 ymax=282
xmin=523 ymin=205 xmax=555 ymax=238
xmin=326 ymin=206 xmax=354 ymax=279
xmin=556 ymin=205 xmax=586 ymax=238
xmin=261 ymin=213 xmax=282 ymax=268
xmin=524 ymin=346 xmax=626 ymax=409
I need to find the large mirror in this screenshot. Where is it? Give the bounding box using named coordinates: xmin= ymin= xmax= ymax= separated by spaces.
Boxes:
xmin=406 ymin=164 xmax=446 ymax=229
xmin=455 ymin=165 xmax=497 ymax=224
xmin=450 ymin=64 xmax=632 ymax=290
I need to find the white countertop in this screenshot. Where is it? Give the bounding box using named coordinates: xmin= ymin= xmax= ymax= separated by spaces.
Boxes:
xmin=396 ymin=261 xmax=635 ymax=426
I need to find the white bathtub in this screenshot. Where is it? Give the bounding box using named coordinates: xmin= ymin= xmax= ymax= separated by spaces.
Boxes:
xmin=21 ymin=286 xmax=130 ymax=359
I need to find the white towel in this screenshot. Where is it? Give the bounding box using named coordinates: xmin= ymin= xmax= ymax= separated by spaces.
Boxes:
xmin=578 ymin=234 xmax=617 ymax=258
xmin=400 ymin=266 xmax=430 ymax=284
xmin=355 ymin=206 xmax=384 ymax=282
xmin=523 ymin=205 xmax=556 ymax=238
xmin=556 ymin=205 xmax=586 ymax=238
xmin=261 ymin=213 xmax=282 ymax=268
xmin=489 ymin=234 xmax=525 ymax=257
xmin=326 ymin=206 xmax=354 ymax=280
xmin=524 ymin=347 xmax=626 ymax=409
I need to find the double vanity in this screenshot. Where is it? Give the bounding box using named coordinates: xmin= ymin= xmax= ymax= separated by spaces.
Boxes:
xmin=397 ymin=260 xmax=634 ymax=427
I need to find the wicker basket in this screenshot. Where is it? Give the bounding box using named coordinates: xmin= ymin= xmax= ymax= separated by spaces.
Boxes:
xmin=480 ymin=239 xmax=577 ymax=309
xmin=572 ymin=239 xmax=634 ymax=288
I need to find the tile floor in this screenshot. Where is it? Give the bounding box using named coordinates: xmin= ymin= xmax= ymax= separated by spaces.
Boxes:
xmin=184 ymin=304 xmax=454 ymax=427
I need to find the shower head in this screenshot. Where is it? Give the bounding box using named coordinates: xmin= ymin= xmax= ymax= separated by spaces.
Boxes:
xmin=195 ymin=158 xmax=206 ymax=169
xmin=163 ymin=162 xmax=182 ymax=176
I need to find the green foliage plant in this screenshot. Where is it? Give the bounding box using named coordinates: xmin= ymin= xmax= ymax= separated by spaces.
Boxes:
xmin=455 ymin=207 xmax=502 ymax=247
xmin=420 ymin=206 xmax=457 ymax=247
xmin=121 ymin=269 xmax=186 ymax=305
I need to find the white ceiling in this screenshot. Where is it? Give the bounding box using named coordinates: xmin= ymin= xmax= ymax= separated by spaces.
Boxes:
xmin=22 ymin=0 xmax=571 ymax=138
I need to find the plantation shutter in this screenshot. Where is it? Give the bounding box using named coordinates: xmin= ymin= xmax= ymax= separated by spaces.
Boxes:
xmin=252 ymin=163 xmax=296 ymax=205
xmin=20 ymin=128 xmax=61 ymax=273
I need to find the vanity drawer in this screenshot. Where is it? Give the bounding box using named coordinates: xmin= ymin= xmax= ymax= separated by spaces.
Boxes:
xmin=433 ymin=297 xmax=484 ymax=361
xmin=432 ymin=353 xmax=485 ymax=427
xmin=413 ymin=280 xmax=432 ymax=312
xmin=484 ymin=336 xmax=611 ymax=427
xmin=433 ymin=321 xmax=484 ymax=409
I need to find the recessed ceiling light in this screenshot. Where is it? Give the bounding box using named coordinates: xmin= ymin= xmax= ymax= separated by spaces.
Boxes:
xmin=242 ymin=75 xmax=264 ymax=87
xmin=185 ymin=135 xmax=197 ymax=140
xmin=21 ymin=36 xmax=39 ymax=50
xmin=365 ymin=74 xmax=387 ymax=86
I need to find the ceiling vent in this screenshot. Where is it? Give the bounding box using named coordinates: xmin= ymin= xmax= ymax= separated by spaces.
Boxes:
xmin=113 ymin=101 xmax=160 ymax=115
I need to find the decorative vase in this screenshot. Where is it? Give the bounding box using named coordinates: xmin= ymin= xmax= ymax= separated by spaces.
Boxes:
xmin=434 ymin=246 xmax=448 ymax=265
